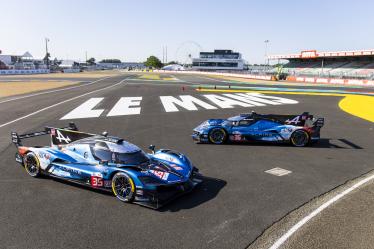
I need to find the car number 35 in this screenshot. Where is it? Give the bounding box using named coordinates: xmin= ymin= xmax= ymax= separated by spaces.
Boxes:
xmin=91 ymin=176 xmax=103 ymax=187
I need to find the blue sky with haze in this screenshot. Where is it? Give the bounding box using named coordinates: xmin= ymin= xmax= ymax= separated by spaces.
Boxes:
xmin=2 ymin=0 xmax=374 ymax=63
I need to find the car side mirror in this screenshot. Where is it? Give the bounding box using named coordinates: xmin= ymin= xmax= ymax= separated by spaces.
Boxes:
xmin=149 ymin=145 xmax=155 ymax=154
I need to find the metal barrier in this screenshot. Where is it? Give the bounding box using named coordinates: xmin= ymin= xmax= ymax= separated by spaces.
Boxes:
xmin=0 ymin=69 xmax=50 ymax=75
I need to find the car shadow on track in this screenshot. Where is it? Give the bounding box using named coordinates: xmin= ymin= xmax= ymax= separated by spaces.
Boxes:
xmin=41 ymin=176 xmax=114 ymax=196
xmin=196 ymin=138 xmax=363 ymax=149
xmin=36 ymin=174 xmax=226 ymax=211
xmin=159 ymin=176 xmax=227 ymax=212
xmin=313 ymin=138 xmax=363 ymax=149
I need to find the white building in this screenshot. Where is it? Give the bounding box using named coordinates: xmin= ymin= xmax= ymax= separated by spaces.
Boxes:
xmin=192 ymin=49 xmax=244 ymax=70
xmin=0 ymin=52 xmax=47 ymax=70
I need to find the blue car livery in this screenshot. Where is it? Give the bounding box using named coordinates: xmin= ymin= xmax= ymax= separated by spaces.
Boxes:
xmin=12 ymin=123 xmax=202 ymax=209
xmin=192 ymin=112 xmax=324 ymax=147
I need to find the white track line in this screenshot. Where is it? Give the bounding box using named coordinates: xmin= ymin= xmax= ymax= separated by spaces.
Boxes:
xmin=0 ymin=78 xmax=127 ymax=129
xmin=0 ymin=75 xmax=118 ymax=104
xmin=269 ymin=173 xmax=374 ymax=249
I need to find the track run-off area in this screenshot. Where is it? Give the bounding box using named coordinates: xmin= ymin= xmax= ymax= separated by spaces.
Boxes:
xmin=0 ymin=72 xmax=373 ymax=249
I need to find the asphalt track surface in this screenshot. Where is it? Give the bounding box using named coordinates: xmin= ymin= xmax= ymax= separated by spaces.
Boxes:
xmin=0 ymin=73 xmax=373 ymax=249
xmin=281 ymin=177 xmax=374 ymax=249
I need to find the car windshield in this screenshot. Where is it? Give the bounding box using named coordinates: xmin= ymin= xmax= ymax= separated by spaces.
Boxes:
xmin=92 ymin=147 xmax=113 ymax=162
xmin=222 ymin=120 xmax=235 ymax=126
xmin=115 ymin=151 xmax=149 ymax=165
xmin=92 ymin=146 xmax=150 ymax=165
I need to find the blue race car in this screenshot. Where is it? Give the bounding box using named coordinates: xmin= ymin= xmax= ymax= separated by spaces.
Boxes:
xmin=12 ymin=123 xmax=202 ymax=209
xmin=192 ymin=112 xmax=324 ymax=147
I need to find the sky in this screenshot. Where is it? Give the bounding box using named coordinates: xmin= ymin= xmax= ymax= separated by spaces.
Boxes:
xmin=1 ymin=0 xmax=374 ymax=64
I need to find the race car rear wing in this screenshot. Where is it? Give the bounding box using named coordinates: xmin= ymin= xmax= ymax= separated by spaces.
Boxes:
xmin=11 ymin=122 xmax=78 ymax=147
xmin=312 ymin=117 xmax=324 ymax=128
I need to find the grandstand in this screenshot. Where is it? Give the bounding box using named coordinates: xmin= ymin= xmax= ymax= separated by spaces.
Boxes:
xmin=269 ymin=49 xmax=374 ymax=80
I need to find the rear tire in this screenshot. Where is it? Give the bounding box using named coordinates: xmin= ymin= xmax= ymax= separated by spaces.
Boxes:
xmin=208 ymin=128 xmax=227 ymax=144
xmin=111 ymin=172 xmax=135 ymax=203
xmin=24 ymin=152 xmax=41 ymax=177
xmin=290 ymin=130 xmax=310 ymax=147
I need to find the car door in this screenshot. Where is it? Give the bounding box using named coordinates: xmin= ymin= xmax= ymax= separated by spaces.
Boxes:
xmin=230 ymin=119 xmax=257 ymax=141
xmin=254 ymin=119 xmax=282 ymax=141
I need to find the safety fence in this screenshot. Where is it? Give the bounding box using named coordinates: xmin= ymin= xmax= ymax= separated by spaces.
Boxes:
xmin=0 ymin=69 xmax=50 ymax=75
xmin=154 ymin=70 xmax=274 ymax=81
xmin=287 ymin=76 xmax=374 ymax=87
xmin=154 ymin=70 xmax=374 ymax=87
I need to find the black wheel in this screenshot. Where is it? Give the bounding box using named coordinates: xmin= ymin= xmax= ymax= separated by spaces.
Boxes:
xmin=24 ymin=152 xmax=41 ymax=177
xmin=290 ymin=130 xmax=310 ymax=147
xmin=111 ymin=172 xmax=135 ymax=203
xmin=208 ymin=128 xmax=227 ymax=144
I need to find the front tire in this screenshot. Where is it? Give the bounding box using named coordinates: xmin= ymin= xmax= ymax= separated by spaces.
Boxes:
xmin=111 ymin=172 xmax=135 ymax=203
xmin=208 ymin=128 xmax=227 ymax=144
xmin=290 ymin=130 xmax=310 ymax=147
xmin=24 ymin=152 xmax=41 ymax=177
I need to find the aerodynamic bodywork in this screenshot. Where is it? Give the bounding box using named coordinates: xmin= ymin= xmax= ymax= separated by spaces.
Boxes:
xmin=12 ymin=123 xmax=202 ymax=209
xmin=192 ymin=112 xmax=324 ymax=147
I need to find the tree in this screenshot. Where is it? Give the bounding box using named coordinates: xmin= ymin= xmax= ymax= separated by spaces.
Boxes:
xmin=43 ymin=52 xmax=51 ymax=62
xmin=144 ymin=55 xmax=163 ymax=68
xmin=52 ymin=57 xmax=60 ymax=66
xmin=100 ymin=59 xmax=122 ymax=63
xmin=87 ymin=57 xmax=96 ymax=65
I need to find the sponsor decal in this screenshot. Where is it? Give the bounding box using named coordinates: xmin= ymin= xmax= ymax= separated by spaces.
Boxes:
xmin=252 ymin=133 xmax=273 ymax=137
xmin=301 ymin=50 xmax=318 ymax=58
xmin=170 ymin=164 xmax=183 ymax=171
xmin=52 ymin=168 xmax=71 ymax=177
xmin=60 ymin=166 xmax=82 ymax=175
xmin=103 ymin=180 xmax=111 ymax=188
xmin=281 ymin=127 xmax=294 ymax=134
xmin=15 ymin=153 xmax=23 ymax=163
xmin=150 ymin=170 xmax=169 ymax=180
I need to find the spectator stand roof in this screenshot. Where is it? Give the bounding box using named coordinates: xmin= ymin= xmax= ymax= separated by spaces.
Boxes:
xmin=269 ymin=49 xmax=374 ymax=60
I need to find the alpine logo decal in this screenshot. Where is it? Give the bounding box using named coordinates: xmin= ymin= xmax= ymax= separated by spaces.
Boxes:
xmin=55 ymin=129 xmax=71 ymax=143
xmin=285 ymin=116 xmax=302 ymax=125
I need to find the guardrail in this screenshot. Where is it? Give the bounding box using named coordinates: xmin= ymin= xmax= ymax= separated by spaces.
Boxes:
xmin=287 ymin=76 xmax=374 ymax=87
xmin=153 ymin=70 xmax=374 ymax=87
xmin=63 ymin=69 xmax=80 ymax=73
xmin=0 ymin=69 xmax=50 ymax=75
xmin=154 ymin=70 xmax=275 ymax=81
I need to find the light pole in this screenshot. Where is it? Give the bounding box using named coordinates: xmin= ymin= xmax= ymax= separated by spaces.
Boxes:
xmin=264 ymin=40 xmax=270 ymax=68
xmin=45 ymin=38 xmax=50 ymax=69
xmin=162 ymin=46 xmax=165 ymax=64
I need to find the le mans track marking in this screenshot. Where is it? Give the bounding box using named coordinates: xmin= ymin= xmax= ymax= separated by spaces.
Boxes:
xmin=60 ymin=93 xmax=299 ymax=120
xmin=197 ymin=88 xmax=374 ymax=123
xmin=0 ymin=78 xmax=128 ymax=128
xmin=0 ymin=75 xmax=117 ymax=105
xmin=269 ymin=173 xmax=374 ymax=249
